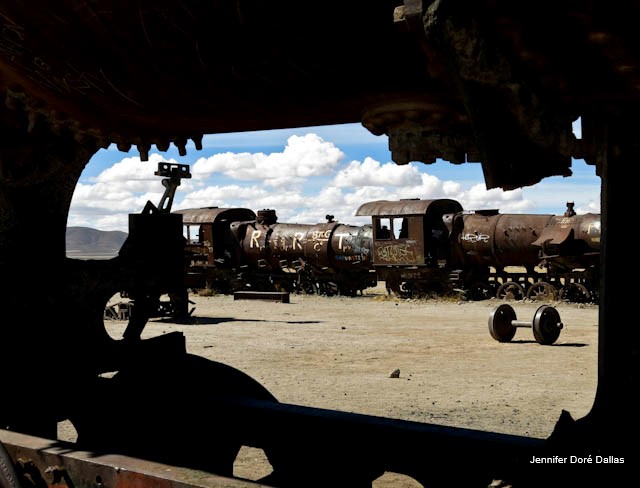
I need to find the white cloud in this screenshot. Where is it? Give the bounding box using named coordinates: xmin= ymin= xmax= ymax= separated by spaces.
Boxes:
xmin=393 ymin=173 xmax=463 ymax=200
xmin=251 ymin=192 xmax=308 ymax=212
xmin=333 ymin=157 xmax=421 ymax=187
xmin=442 ymin=180 xmax=462 ymax=195
xmin=92 ymin=153 xmax=183 ymax=191
xmin=332 ymin=159 xmax=469 ymax=204
xmin=576 ymin=201 xmax=600 ymax=214
xmin=193 ymin=134 xmax=343 ymax=189
xmin=175 ymin=184 xmax=266 ymax=210
xmin=459 ymin=184 xmax=533 ymax=213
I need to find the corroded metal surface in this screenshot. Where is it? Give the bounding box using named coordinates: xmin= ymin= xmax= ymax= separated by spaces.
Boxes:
xmin=533 ymin=214 xmax=601 ymax=248
xmin=453 ymin=213 xmax=555 ymax=270
xmin=532 ymin=212 xmax=601 ymax=272
xmin=355 ymin=198 xmax=463 ymax=217
xmin=183 ymin=211 xmax=376 ymax=295
xmin=268 ymin=224 xmax=309 ymax=265
xmin=0 ymin=430 xmax=266 ymax=488
xmin=328 ymin=224 xmax=373 ymax=271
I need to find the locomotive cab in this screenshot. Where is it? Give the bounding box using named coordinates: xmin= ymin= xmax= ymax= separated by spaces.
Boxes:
xmin=357 ymin=198 xmax=463 ymax=268
xmin=356 ymin=199 xmax=464 ymax=296
xmin=174 ymin=207 xmax=257 ymax=291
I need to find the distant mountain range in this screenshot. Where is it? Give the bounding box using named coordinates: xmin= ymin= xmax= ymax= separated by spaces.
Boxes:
xmin=66 ymin=227 xmax=128 ymax=258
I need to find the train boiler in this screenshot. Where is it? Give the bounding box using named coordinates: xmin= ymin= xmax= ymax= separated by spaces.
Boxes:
xmin=445 ymin=210 xmax=555 ymax=273
xmin=445 ymin=203 xmax=600 ymax=301
xmin=231 ymin=209 xmax=376 ymax=295
xmin=444 ymin=209 xmax=558 ymax=300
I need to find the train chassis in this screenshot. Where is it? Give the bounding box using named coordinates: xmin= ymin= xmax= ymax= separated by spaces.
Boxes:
xmin=383 ymin=266 xmax=598 ymax=303
xmin=487 ymin=269 xmax=598 ymax=303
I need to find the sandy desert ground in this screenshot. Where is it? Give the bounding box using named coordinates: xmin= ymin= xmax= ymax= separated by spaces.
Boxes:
xmin=60 ymin=284 xmax=600 ymax=486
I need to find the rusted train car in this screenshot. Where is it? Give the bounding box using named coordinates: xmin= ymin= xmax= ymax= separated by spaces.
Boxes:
xmin=175 ymin=198 xmax=600 ymax=304
xmin=356 ymin=199 xmax=601 ymax=302
xmin=176 ymin=208 xmax=377 ymax=297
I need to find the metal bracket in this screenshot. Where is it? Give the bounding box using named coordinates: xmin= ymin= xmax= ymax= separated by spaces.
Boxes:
xmin=142 ymin=162 xmax=192 ymax=215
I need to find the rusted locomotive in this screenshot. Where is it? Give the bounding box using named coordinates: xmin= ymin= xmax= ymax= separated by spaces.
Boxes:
xmin=176 ymin=207 xmax=377 ymax=297
xmin=356 ymin=198 xmax=601 ymax=302
xmin=175 ymin=198 xmax=599 ymax=304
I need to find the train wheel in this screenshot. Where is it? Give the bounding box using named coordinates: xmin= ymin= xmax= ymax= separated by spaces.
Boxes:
xmin=488 ymin=303 xmax=517 ymax=342
xmin=319 ymin=281 xmax=339 ymax=296
xmin=385 ymin=278 xmax=400 ymax=296
xmin=526 ymin=282 xmax=557 ymax=302
xmin=496 ymin=282 xmax=525 ymax=301
xmin=295 ymin=270 xmax=317 ymax=294
xmin=532 ymin=305 xmax=563 ymax=345
xmin=560 ymin=283 xmax=591 ymax=303
xmin=301 ymin=281 xmax=319 ymax=294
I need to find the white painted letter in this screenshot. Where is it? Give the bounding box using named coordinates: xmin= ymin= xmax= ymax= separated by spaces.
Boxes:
xmin=251 ymin=230 xmax=261 ymax=248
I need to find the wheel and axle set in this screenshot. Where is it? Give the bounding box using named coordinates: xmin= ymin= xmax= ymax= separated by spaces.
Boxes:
xmin=488 ymin=303 xmax=564 ymax=345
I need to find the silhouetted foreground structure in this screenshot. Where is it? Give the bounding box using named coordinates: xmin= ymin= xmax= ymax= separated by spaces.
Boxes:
xmin=0 ymin=1 xmax=635 ymax=486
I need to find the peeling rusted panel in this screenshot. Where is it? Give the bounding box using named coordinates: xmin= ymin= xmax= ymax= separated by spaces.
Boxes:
xmin=269 ymin=224 xmax=308 ymax=265
xmin=532 ymin=213 xmax=601 ymax=249
xmin=455 ymin=213 xmax=554 ymax=269
xmin=302 ymin=223 xmax=336 ymax=269
xmin=240 ymin=222 xmax=273 ymax=269
xmin=578 ymin=214 xmax=601 ymax=248
xmin=531 ymin=213 xmax=601 ymax=271
xmin=532 ymin=225 xmax=573 ymax=246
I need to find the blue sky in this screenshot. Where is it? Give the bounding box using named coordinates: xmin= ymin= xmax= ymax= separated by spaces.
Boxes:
xmin=68 ymin=121 xmax=600 ymax=232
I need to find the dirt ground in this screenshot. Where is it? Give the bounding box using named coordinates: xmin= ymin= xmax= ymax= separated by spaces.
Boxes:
xmin=61 ymin=283 xmax=599 ymax=486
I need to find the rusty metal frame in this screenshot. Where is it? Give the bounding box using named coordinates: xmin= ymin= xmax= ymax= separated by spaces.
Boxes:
xmin=0 ymin=430 xmax=266 ymax=488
